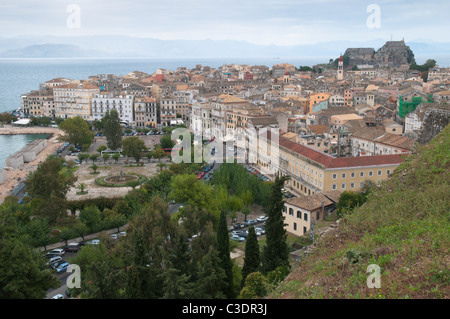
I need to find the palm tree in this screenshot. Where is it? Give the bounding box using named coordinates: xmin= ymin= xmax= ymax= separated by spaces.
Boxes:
xmin=77 ymin=183 xmax=87 ymax=194
xmin=90 ymin=164 xmax=99 ymax=174
xmin=157 ymin=162 xmax=167 ymax=171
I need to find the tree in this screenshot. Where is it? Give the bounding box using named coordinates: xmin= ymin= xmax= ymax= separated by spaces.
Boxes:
xmin=0 ymin=238 xmax=60 ymax=298
xmin=89 ymin=153 xmax=99 ymax=164
xmin=76 ymin=183 xmax=87 ymax=195
xmin=121 ymin=136 xmax=146 ymax=164
xmin=103 ymin=109 xmax=123 ymax=150
xmin=168 ymin=174 xmax=214 ymax=212
xmin=79 ymin=205 xmax=102 ymax=233
xmin=195 ymin=246 xmax=227 ymax=299
xmin=25 ymin=157 xmax=76 ymax=224
xmin=157 ymin=162 xmax=167 ymax=171
xmin=336 ymin=191 xmax=367 ymax=218
xmin=97 ymin=145 xmax=107 ymax=153
xmin=111 ymin=152 xmax=121 ymax=164
xmin=238 ymin=272 xmax=268 ymax=299
xmin=261 ymin=175 xmax=290 ymax=274
xmin=78 ymin=153 xmax=89 ymax=164
xmin=59 ymin=116 xmax=94 ymax=150
xmin=160 ymin=135 xmax=175 ymax=150
xmin=90 ymin=164 xmax=99 ymax=174
xmin=102 ymin=152 xmax=110 ymax=164
xmin=152 ymin=146 xmax=165 ymax=162
xmin=241 ymin=226 xmax=260 ymax=287
xmin=217 ymin=211 xmax=234 ymax=298
xmin=22 ymin=218 xmax=52 ymax=250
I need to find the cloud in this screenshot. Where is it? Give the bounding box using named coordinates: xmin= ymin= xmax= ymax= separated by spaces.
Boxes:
xmin=0 ymin=0 xmax=448 ymax=45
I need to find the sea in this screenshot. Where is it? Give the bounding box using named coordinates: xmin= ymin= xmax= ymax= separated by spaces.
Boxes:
xmin=0 ymin=55 xmax=448 ymax=166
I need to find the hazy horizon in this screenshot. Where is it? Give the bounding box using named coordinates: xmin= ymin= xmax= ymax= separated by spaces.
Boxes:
xmin=1 ymin=0 xmax=449 ymax=46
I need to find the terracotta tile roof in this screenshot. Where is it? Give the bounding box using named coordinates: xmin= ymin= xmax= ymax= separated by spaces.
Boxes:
xmin=277 ymin=135 xmax=405 ymax=169
xmin=285 ymin=193 xmax=334 ymax=211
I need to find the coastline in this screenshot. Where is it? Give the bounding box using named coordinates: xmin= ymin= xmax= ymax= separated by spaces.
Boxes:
xmin=0 ymin=125 xmax=64 ymax=204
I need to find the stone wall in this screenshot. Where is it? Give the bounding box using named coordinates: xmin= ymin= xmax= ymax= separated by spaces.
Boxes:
xmin=5 ymin=139 xmax=48 ymax=169
xmin=417 ymin=108 xmax=450 ymax=144
xmin=0 ymin=170 xmax=7 ymax=184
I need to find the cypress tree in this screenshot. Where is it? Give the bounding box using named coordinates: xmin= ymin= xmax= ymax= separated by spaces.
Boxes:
xmin=241 ymin=226 xmax=260 ymax=287
xmin=216 ymin=210 xmax=235 ymax=298
xmin=103 ymin=109 xmax=123 ymax=150
xmin=261 ymin=175 xmax=290 ymax=274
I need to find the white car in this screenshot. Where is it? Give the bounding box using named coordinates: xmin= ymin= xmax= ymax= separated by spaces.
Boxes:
xmin=51 ymin=294 xmax=64 ymax=299
xmin=89 ymin=239 xmax=100 ymax=245
xmin=255 ymin=227 xmax=265 ymax=235
xmin=110 ymin=234 xmax=119 ymax=240
xmin=119 ymin=231 xmax=127 ymax=237
xmin=257 ymin=216 xmax=268 ymax=222
xmin=49 ymin=248 xmax=65 ymax=256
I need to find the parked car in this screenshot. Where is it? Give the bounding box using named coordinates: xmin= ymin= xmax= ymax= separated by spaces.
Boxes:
xmin=89 ymin=239 xmax=100 ymax=245
xmin=231 ymin=234 xmax=245 ymax=242
xmin=56 ymin=262 xmax=70 ymax=274
xmin=51 ymin=294 xmax=64 ymax=299
xmin=244 ymin=219 xmax=257 ymax=226
xmin=63 ymin=242 xmax=80 ymax=253
xmin=110 ymin=234 xmax=119 ymax=240
xmin=233 ymin=223 xmax=244 ymax=229
xmin=47 ymin=256 xmax=63 ymax=265
xmin=256 ymin=215 xmax=268 ymax=222
xmin=50 ymin=260 xmax=66 ymax=270
xmin=255 ymin=227 xmax=265 ymax=235
xmin=49 ymin=249 xmax=65 ymax=256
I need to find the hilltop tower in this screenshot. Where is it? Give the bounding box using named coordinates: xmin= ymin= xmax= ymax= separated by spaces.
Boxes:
xmin=337 ymin=55 xmax=344 ymax=80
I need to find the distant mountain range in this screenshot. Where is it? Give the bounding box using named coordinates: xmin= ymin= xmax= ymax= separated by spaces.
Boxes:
xmin=0 ymin=35 xmax=449 ymax=62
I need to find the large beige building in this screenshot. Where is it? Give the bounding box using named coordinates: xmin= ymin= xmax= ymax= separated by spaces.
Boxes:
xmin=54 ymin=83 xmax=100 ymax=120
xmin=256 ymin=133 xmax=404 ymax=196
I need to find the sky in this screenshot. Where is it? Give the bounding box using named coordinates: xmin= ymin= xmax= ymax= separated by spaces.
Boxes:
xmin=0 ymin=0 xmax=449 ymax=45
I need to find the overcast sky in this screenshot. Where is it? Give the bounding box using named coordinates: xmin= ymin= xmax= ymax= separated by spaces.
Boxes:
xmin=1 ymin=0 xmax=449 ymax=45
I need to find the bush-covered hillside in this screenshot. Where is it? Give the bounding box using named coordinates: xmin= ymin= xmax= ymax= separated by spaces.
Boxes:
xmin=272 ymin=125 xmax=450 ymax=299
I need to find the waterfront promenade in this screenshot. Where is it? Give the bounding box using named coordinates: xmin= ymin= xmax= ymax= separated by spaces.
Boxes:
xmin=0 ymin=124 xmax=63 ymax=204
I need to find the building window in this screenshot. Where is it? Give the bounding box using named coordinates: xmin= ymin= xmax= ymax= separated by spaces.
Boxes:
xmin=342 ymin=183 xmax=346 ymax=189
xmin=297 ymin=211 xmax=301 ymax=219
xmin=304 ymin=213 xmax=308 ymax=221
xmin=351 ymin=172 xmax=355 ymax=178
xmin=293 ymin=223 xmax=297 ymax=231
xmin=332 ymin=184 xmax=337 ymax=190
xmin=378 ymin=170 xmax=382 ymax=176
xmin=369 ymin=171 xmax=373 ymax=177
xmin=332 ymin=173 xmax=337 ymax=179
xmin=351 ymin=183 xmax=355 ymax=189
xmin=283 ymin=206 xmax=287 ymax=213
xmin=342 ymin=173 xmax=346 ymax=178
xmin=360 ymin=172 xmax=364 ymax=177
xmin=303 ymin=227 xmax=307 ymax=235
xmin=289 ymin=208 xmax=293 ymax=216
xmin=387 ymin=169 xmax=391 ymax=175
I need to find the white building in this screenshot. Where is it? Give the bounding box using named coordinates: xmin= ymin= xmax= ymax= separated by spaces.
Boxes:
xmin=92 ymin=92 xmax=134 ymax=125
